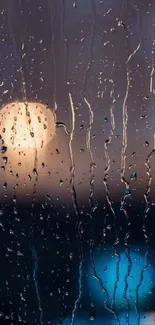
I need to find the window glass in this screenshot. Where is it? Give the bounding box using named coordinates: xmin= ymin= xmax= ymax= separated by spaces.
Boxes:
xmin=0 ymin=1 xmax=155 ymax=324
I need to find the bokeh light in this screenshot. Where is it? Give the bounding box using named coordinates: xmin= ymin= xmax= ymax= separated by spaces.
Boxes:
xmin=0 ymin=101 xmax=56 ymax=149
xmin=111 ymin=312 xmax=155 ymax=325
xmin=88 ymin=246 xmax=154 ymax=309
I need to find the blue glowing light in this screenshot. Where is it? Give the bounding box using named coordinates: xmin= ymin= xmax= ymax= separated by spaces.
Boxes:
xmin=111 ymin=312 xmax=145 ymax=325
xmin=88 ymin=246 xmax=154 ymax=308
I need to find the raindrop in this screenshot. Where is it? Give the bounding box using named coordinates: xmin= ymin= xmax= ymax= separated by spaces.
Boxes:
xmin=30 ymin=132 xmax=34 ymax=137
xmin=2 ymin=156 xmax=8 ymax=165
xmin=33 ymin=168 xmax=38 ymax=175
xmin=0 ymin=145 xmax=7 ymax=154
xmin=28 ymin=175 xmax=32 ymax=181
xmin=73 ymin=2 xmax=77 ymax=9
xmin=117 ymin=20 xmax=126 ymax=28
xmin=3 ymin=182 xmax=7 ymax=189
xmin=145 ymin=141 xmax=149 ymax=147
xmin=140 ymin=115 xmax=147 ymax=119
xmin=56 ymin=122 xmax=69 ymax=135
xmin=125 ymin=189 xmax=131 ymax=195
xmin=104 ymin=117 xmax=108 ymax=122
xmin=59 ymin=180 xmax=63 ymax=186
xmin=130 ymin=172 xmax=137 ymax=180
xmin=89 ymin=312 xmax=96 ymax=321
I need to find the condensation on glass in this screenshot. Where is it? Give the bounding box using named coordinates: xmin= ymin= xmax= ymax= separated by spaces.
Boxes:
xmin=0 ymin=0 xmax=155 ymax=324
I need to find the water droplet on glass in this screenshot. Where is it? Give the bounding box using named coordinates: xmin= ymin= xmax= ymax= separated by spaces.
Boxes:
xmin=0 ymin=145 xmax=7 ymax=154
xmin=59 ymin=180 xmax=63 ymax=186
xmin=89 ymin=312 xmax=96 ymax=321
xmin=125 ymin=188 xmax=131 ymax=195
xmin=2 ymin=156 xmax=8 ymax=165
xmin=33 ymin=168 xmax=38 ymax=175
xmin=145 ymin=141 xmax=149 ymax=147
xmin=30 ymin=131 xmax=34 ymax=137
xmin=130 ymin=172 xmax=137 ymax=180
xmin=3 ymin=182 xmax=7 ymax=189
xmin=28 ymin=175 xmax=32 ymax=181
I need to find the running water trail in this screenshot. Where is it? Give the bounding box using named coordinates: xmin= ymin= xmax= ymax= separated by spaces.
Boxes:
xmin=120 ymin=13 xmax=141 ymax=320
xmin=132 ymin=3 xmax=150 ymax=323
xmin=69 ymin=93 xmax=83 ymax=325
xmin=83 ymin=1 xmax=119 ymax=319
xmin=103 ymin=80 xmax=120 ymax=324
xmin=31 ymin=244 xmax=44 ymax=325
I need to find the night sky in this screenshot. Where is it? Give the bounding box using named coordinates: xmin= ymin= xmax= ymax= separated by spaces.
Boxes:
xmin=0 ymin=0 xmax=155 ymax=324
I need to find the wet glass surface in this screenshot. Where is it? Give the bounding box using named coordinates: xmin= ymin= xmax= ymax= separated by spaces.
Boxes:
xmin=0 ymin=0 xmax=155 ymax=324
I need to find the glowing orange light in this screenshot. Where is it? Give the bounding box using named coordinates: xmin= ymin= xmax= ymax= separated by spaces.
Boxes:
xmin=0 ymin=102 xmax=56 ymax=149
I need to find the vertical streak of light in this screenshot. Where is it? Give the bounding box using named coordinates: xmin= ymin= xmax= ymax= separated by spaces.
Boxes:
xmin=126 ymin=40 xmax=141 ymax=64
xmin=150 ymin=66 xmax=154 ymax=93
xmin=135 ymin=250 xmax=149 ymax=325
xmin=82 ymin=0 xmax=112 ymax=319
xmin=69 ymin=93 xmax=83 ymax=325
xmin=32 ymin=146 xmax=38 ymax=209
xmin=84 ymin=97 xmax=95 ymax=219
xmin=48 ymin=0 xmax=57 ymax=113
xmin=84 ymin=3 xmax=118 ymax=320
xmin=150 ymin=40 xmax=155 ymax=93
xmin=121 ymin=36 xmax=141 ymax=323
xmin=131 ymin=4 xmax=147 ymax=324
xmin=135 ymin=152 xmax=153 ymax=325
xmin=83 ymin=0 xmax=96 ymax=221
xmin=120 ymin=67 xmax=129 ymax=187
xmin=90 ymin=250 xmax=119 ymax=317
xmin=31 ymin=245 xmax=44 ymax=325
xmin=102 ymin=81 xmax=120 ymax=325
xmin=121 ymin=66 xmax=132 ymax=325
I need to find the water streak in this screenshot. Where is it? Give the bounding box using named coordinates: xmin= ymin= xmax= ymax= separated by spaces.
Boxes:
xmin=31 ymin=245 xmax=44 ymax=324
xmin=84 ymin=97 xmax=95 ymax=219
xmin=69 ymin=93 xmax=83 ymax=325
xmin=150 ymin=40 xmax=155 ymax=93
xmin=103 ymin=80 xmax=120 ymax=324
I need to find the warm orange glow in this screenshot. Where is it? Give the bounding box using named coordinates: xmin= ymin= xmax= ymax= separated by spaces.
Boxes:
xmin=0 ymin=102 xmax=55 ymax=149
